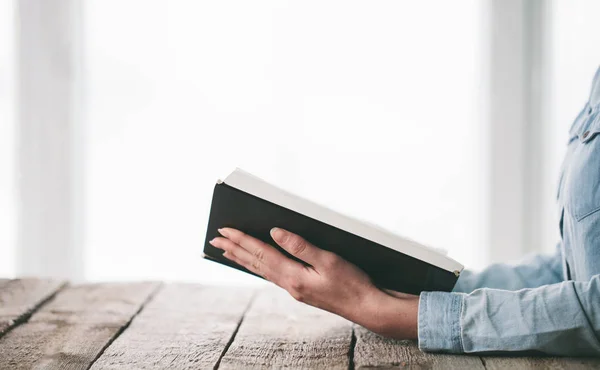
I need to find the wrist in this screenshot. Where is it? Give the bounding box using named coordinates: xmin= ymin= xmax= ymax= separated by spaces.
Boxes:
xmin=355 ymin=288 xmax=419 ymax=340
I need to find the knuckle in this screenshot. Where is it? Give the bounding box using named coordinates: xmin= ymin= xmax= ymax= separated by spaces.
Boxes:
xmin=251 ymin=258 xmax=261 ymax=272
xmin=289 ymin=289 xmax=305 ymax=303
xmin=289 ymin=237 xmax=307 ymax=255
xmin=323 ymin=253 xmax=340 ymax=269
xmin=288 ymin=289 xmax=306 ymax=302
xmin=253 ymin=247 xmax=265 ymax=262
xmin=288 ymin=278 xmax=305 ymax=293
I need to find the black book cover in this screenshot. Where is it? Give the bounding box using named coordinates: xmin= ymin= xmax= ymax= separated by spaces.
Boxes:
xmin=203 ymin=182 xmax=459 ymax=295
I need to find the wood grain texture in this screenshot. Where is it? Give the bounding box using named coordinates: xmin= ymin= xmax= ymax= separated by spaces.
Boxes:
xmin=0 ymin=278 xmax=67 ymax=337
xmin=482 ymin=356 xmax=600 ymax=370
xmin=354 ymin=325 xmax=484 ymax=370
xmin=219 ymin=287 xmax=354 ymax=370
xmin=0 ymin=282 xmax=158 ymax=370
xmin=90 ymin=284 xmax=255 ymax=370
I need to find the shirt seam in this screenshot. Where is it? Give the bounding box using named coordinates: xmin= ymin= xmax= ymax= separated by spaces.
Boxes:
xmin=450 ymin=293 xmax=462 ymax=352
xmin=419 ymin=292 xmax=428 ymax=350
xmin=458 ymin=294 xmax=465 ymax=352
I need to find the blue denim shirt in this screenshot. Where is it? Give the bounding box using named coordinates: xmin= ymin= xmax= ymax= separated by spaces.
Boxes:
xmin=418 ymin=66 xmax=600 ymax=356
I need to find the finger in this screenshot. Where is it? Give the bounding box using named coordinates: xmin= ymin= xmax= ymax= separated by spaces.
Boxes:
xmin=210 ymin=237 xmax=257 ymax=268
xmin=222 ymin=251 xmax=269 ymax=280
xmin=218 ymin=228 xmax=303 ymax=271
xmin=269 ymin=227 xmax=330 ymax=267
xmin=211 ymin=237 xmax=275 ymax=280
xmin=217 ymin=240 xmax=299 ymax=290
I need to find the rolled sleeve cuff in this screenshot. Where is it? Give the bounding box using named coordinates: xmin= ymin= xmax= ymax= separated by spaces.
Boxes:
xmin=418 ymin=291 xmax=465 ymax=353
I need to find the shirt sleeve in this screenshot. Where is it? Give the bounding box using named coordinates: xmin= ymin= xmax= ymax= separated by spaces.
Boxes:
xmin=418 ymin=276 xmax=600 ymax=355
xmin=453 ymin=245 xmax=564 ymax=293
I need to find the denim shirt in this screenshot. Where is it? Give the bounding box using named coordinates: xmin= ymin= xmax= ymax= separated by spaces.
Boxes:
xmin=418 ymin=66 xmax=600 ymax=356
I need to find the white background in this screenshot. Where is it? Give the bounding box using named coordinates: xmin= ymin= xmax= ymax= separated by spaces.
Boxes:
xmin=1 ymin=1 xmax=600 ymax=283
xmin=85 ymin=0 xmax=484 ymax=283
xmin=0 ymin=0 xmax=15 ymax=277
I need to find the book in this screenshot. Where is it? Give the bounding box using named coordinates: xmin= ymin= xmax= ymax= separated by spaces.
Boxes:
xmin=203 ymin=168 xmax=464 ymax=294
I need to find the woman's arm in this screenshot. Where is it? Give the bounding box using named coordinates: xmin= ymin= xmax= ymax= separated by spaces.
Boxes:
xmin=420 ymin=276 xmax=600 ymax=355
xmin=422 ymin=205 xmax=600 ymax=355
xmin=210 ymin=227 xmax=600 ymax=356
xmin=454 ymin=246 xmax=564 ymax=293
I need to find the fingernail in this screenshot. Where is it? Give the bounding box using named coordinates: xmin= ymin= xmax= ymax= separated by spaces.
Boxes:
xmin=270 ymin=227 xmax=285 ymax=243
xmin=209 ymin=238 xmax=220 ymax=248
xmin=218 ymin=228 xmax=228 ymax=237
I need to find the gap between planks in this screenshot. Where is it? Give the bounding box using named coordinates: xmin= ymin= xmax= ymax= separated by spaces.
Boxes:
xmin=348 ymin=325 xmax=357 ymax=370
xmin=213 ymin=291 xmax=257 ymax=370
xmin=0 ymin=281 xmax=160 ymax=370
xmin=218 ymin=288 xmax=353 ymax=370
xmin=0 ymin=279 xmax=68 ymax=340
xmin=86 ymin=283 xmax=164 ymax=370
xmin=89 ymin=284 xmax=257 ymax=369
xmin=479 ymin=356 xmax=486 ymax=369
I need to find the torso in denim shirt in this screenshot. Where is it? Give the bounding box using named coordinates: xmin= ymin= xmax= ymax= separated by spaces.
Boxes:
xmin=557 ymin=66 xmax=600 ymax=281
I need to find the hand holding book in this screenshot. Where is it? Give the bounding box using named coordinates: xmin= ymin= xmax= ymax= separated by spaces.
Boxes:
xmin=204 ymin=169 xmax=462 ymax=295
xmin=209 ymin=226 xmax=419 ymax=340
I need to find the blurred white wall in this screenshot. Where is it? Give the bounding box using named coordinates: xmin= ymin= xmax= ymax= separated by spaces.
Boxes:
xmin=1 ymin=0 xmax=600 ymax=282
xmin=85 ymin=0 xmax=485 ymax=283
xmin=0 ymin=0 xmax=15 ymax=277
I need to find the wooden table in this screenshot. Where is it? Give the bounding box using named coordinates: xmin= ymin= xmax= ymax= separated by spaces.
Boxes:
xmin=0 ymin=279 xmax=598 ymax=369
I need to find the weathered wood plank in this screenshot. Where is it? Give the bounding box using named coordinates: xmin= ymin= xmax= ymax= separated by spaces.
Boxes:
xmin=0 ymin=278 xmax=67 ymax=337
xmin=90 ymin=284 xmax=255 ymax=369
xmin=354 ymin=325 xmax=484 ymax=369
xmin=0 ymin=282 xmax=158 ymax=370
xmin=219 ymin=287 xmax=354 ymax=370
xmin=482 ymin=356 xmax=600 ymax=370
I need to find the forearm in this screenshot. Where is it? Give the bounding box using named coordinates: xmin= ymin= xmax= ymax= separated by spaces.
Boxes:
xmin=454 ymin=248 xmax=564 ymax=293
xmin=351 ymin=289 xmax=418 ymax=340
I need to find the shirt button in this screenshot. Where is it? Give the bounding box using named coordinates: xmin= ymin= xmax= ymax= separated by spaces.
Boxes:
xmin=583 ymin=131 xmax=590 ymax=139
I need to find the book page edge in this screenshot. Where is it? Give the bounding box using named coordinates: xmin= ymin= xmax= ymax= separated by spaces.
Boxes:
xmin=222 ymin=168 xmax=464 ymax=274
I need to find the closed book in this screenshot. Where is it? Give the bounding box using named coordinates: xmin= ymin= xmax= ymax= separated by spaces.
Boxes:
xmin=203 ymin=168 xmax=463 ymax=294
